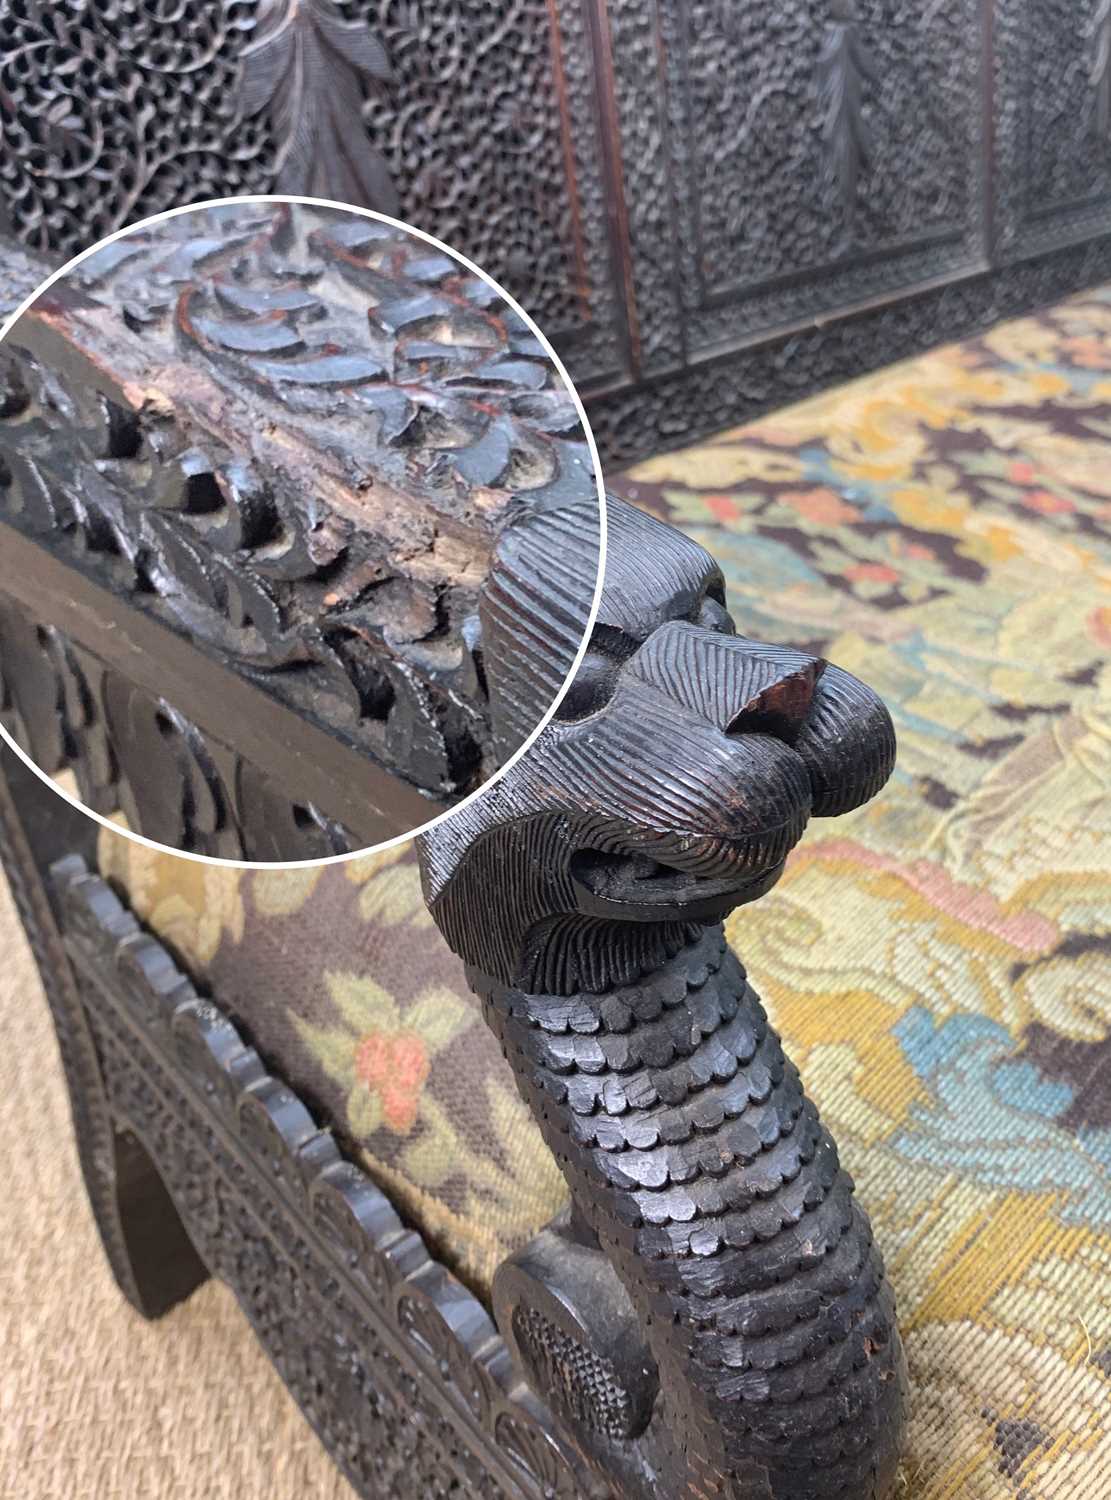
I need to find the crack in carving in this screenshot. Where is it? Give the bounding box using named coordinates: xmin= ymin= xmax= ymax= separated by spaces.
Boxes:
xmin=0 ymin=205 xmax=597 ymax=809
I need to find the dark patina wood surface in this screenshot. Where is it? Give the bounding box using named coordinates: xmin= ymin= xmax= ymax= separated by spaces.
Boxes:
xmin=0 ymin=204 xmax=598 ymax=856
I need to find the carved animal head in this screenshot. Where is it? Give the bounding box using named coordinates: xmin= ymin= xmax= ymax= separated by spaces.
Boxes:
xmin=420 ymin=495 xmax=895 ymax=993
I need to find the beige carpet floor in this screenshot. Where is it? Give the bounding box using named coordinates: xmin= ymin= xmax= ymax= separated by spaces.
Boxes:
xmin=0 ymin=870 xmax=355 ymax=1500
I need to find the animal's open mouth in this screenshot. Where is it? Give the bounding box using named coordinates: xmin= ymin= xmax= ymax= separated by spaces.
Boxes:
xmin=570 ymin=849 xmax=786 ymax=922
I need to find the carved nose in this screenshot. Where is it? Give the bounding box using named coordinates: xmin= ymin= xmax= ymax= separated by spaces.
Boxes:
xmin=626 ymin=621 xmax=823 ymax=744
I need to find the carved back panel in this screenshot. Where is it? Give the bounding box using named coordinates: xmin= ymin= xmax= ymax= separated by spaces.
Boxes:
xmin=2 ymin=0 xmax=1110 ymax=463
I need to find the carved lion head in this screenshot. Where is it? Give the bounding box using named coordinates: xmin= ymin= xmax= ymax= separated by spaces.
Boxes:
xmin=420 ymin=495 xmax=895 ymax=994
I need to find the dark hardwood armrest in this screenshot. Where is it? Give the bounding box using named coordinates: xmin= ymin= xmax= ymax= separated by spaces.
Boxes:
xmin=0 ymin=206 xmax=598 ymax=857
xmin=419 ymin=494 xmax=906 ymax=1500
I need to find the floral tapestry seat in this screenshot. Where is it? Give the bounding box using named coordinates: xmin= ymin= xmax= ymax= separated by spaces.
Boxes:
xmin=97 ymin=284 xmax=1111 ymax=1498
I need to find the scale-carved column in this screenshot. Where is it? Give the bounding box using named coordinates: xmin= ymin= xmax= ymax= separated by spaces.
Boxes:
xmin=419 ymin=495 xmax=907 ymax=1500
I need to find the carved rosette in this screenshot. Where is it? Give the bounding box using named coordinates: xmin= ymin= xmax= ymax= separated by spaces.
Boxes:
xmin=419 ymin=495 xmax=907 ymax=1499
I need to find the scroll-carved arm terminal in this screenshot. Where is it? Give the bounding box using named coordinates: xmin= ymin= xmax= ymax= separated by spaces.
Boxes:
xmin=419 ymin=495 xmax=906 ymax=1500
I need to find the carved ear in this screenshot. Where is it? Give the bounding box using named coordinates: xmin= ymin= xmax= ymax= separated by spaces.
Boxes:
xmin=626 ymin=623 xmax=822 ymax=739
xmin=479 ymin=498 xmax=601 ymax=759
xmin=793 ymin=663 xmax=897 ymax=816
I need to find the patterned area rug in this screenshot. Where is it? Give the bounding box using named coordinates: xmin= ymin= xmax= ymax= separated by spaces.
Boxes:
xmin=93 ymin=283 xmax=1111 ymax=1497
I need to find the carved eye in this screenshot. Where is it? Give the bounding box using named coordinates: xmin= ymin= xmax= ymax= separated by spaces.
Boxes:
xmin=553 ymin=645 xmax=620 ymax=722
xmin=691 ymin=592 xmax=735 ymax=636
xmin=553 ymin=619 xmax=641 ymax=723
xmin=556 ymin=586 xmax=734 ymax=726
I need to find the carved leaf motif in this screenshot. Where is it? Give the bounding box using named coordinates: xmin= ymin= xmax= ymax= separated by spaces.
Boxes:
xmin=240 ymin=0 xmax=399 ymax=214
xmin=1094 ymin=0 xmax=1111 ymax=140
xmin=816 ymin=4 xmax=876 ymax=242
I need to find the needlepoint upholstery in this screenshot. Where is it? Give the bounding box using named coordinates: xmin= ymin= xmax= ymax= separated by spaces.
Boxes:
xmin=93 ymin=836 xmax=570 ymax=1296
xmin=97 ymin=283 xmax=1111 ymax=1496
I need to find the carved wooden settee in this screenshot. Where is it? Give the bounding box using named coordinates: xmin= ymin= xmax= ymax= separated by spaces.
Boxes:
xmin=2 ymin=2 xmax=1110 ymax=1495
xmin=1 ymin=496 xmax=909 ymax=1500
xmin=4 ymin=283 xmax=1110 ymax=1498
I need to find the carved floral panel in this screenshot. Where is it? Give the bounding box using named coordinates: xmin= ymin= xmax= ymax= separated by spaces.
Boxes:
xmin=994 ymin=0 xmax=1111 ymax=261
xmin=0 ymin=0 xmax=626 ymax=387
xmin=607 ymin=0 xmax=987 ymax=371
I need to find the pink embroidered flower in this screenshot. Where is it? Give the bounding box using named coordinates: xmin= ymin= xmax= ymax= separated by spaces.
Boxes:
xmin=902 ymin=542 xmax=934 ymax=561
xmin=1063 ymin=335 xmax=1110 ymax=369
xmin=782 ymin=487 xmax=860 ymax=526
xmin=704 ymin=493 xmax=743 ymax=523
xmin=355 ymin=1029 xmax=431 ymax=1134
xmin=845 ymin=562 xmax=900 ymax=585
xmin=1089 ymin=606 xmax=1111 ymax=651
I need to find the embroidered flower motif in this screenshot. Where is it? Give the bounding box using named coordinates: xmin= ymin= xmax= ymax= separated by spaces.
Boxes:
xmin=703 ymin=493 xmax=744 ymax=523
xmin=294 ymin=972 xmax=474 ymax=1140
xmin=95 ymin=827 xmax=245 ymax=966
xmin=1088 ymin=605 xmax=1111 ymax=649
xmin=346 ymin=849 xmax=435 ymax=928
xmin=252 ymin=865 xmax=323 ymax=916
xmin=844 ymin=560 xmax=900 ymax=587
xmin=782 ymin=487 xmax=861 ymax=526
xmin=1024 ymin=488 xmax=1076 ymax=515
xmin=354 ymin=1028 xmax=431 ymax=1134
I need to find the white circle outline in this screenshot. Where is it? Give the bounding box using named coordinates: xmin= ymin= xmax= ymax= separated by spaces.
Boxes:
xmin=0 ymin=193 xmax=608 ymax=869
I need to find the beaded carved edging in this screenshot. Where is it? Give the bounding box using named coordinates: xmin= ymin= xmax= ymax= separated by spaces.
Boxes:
xmin=55 ymin=859 xmax=606 ymax=1500
xmin=0 ymin=760 xmax=152 ymax=1310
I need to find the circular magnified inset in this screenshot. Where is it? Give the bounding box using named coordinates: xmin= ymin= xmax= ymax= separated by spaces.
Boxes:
xmin=0 ymin=196 xmax=605 ymax=863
